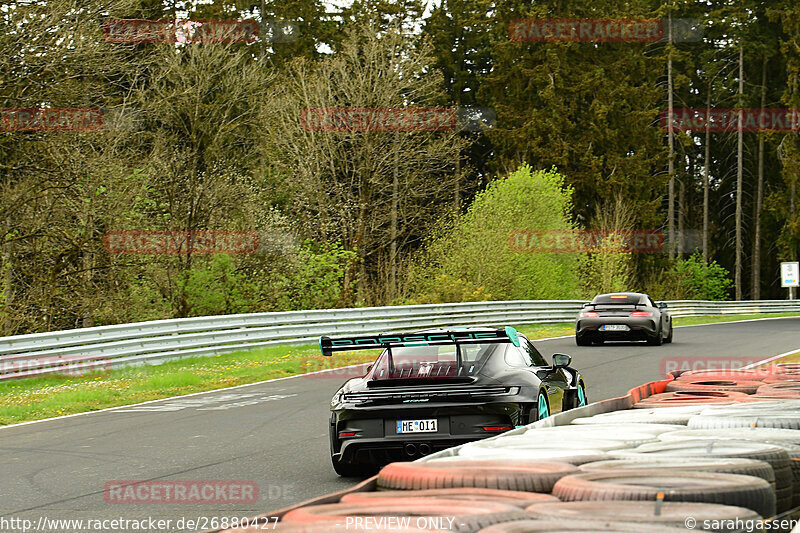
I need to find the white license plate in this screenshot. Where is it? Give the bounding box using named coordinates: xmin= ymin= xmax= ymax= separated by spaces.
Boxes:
xmin=396 ymin=419 xmax=438 ymax=433
xmin=602 ymin=324 xmax=630 ymax=331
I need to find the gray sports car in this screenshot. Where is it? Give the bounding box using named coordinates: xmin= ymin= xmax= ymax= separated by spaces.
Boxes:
xmin=575 ymin=292 xmax=672 ymax=346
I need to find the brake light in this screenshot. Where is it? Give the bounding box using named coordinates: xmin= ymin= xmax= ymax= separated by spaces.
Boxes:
xmin=610 ymin=295 xmax=628 ymax=299
xmin=338 ymin=431 xmax=356 ymax=437
xmin=630 ymin=311 xmax=653 ymax=317
xmin=580 ymin=312 xmax=599 ymax=317
xmin=482 ymin=426 xmax=512 ymax=432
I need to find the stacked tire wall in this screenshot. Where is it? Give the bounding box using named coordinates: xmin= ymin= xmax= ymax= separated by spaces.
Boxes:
xmin=212 ymin=363 xmax=800 ymax=533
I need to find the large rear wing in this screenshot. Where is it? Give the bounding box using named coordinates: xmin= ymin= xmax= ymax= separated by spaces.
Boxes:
xmin=319 ymin=326 xmax=521 ymax=357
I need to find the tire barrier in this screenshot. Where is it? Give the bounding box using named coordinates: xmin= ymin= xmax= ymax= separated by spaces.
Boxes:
xmin=675 ymin=369 xmax=776 ymax=382
xmin=281 ymin=499 xmax=528 ymax=533
xmin=430 ymin=450 xmax=611 ymax=466
xmin=633 ymin=390 xmax=752 ymax=408
xmin=568 ymin=406 xmax=705 ymax=425
xmin=566 ymin=421 xmax=687 ymax=433
xmin=522 ymin=501 xmax=762 ymax=532
xmin=460 ymin=435 xmax=631 ymax=452
xmin=659 ymin=427 xmax=800 ymax=447
xmin=376 ymin=460 xmax=577 ymax=492
xmin=476 ymin=519 xmax=689 ymax=532
xmin=665 ymin=378 xmax=763 ymax=394
xmin=340 ymin=488 xmax=559 ymax=507
xmin=551 ymin=470 xmax=776 ymax=518
xmin=609 ymin=440 xmax=793 ymax=513
xmin=755 ymin=382 xmax=800 ymax=399
xmin=578 ymin=458 xmax=776 ymax=488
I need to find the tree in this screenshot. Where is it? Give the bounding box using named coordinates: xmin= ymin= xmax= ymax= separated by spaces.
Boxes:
xmin=408 ymin=165 xmax=583 ymax=301
xmin=260 ymin=22 xmax=468 ymax=304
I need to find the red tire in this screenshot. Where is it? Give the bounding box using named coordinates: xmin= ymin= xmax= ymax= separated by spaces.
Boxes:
xmin=665 ymin=379 xmax=762 ymax=394
xmin=775 ymin=363 xmax=800 ymax=374
xmin=376 ymin=460 xmax=577 ymax=492
xmin=523 ymin=500 xmax=762 ymax=526
xmin=340 ymin=488 xmax=559 ymax=507
xmin=634 ymin=390 xmax=749 ymax=408
xmin=675 ymin=369 xmax=773 ymax=381
xmin=755 ymin=382 xmax=800 ymax=399
xmin=763 ymin=374 xmax=800 ymax=384
xmin=551 ymin=470 xmax=775 ymax=518
xmin=477 ymin=519 xmax=689 ymax=532
xmin=281 ymin=499 xmax=527 ymax=533
xmin=430 ymin=451 xmax=610 ymax=465
xmin=577 ymin=457 xmax=776 ymax=486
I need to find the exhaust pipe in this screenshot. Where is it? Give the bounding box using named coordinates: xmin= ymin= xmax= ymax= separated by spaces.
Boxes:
xmin=404 ymin=443 xmax=417 ymax=456
xmin=418 ymin=443 xmax=432 ymax=455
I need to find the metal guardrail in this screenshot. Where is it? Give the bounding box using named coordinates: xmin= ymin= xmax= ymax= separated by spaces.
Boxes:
xmin=1 ymin=299 xmax=798 ymax=380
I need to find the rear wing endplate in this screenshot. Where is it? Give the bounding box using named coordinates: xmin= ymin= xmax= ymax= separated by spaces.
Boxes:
xmin=319 ymin=326 xmax=520 ymax=357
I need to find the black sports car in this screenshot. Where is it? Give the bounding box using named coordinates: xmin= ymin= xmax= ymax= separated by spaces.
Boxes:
xmin=575 ymin=292 xmax=673 ymax=346
xmin=320 ymin=327 xmax=586 ymax=476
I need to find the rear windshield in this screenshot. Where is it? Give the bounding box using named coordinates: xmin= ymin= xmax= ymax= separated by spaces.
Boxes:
xmin=370 ymin=342 xmax=501 ymax=380
xmin=591 ymin=294 xmax=643 ymax=305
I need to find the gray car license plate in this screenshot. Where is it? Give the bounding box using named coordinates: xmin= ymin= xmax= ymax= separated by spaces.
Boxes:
xmin=602 ymin=324 xmax=630 ymax=331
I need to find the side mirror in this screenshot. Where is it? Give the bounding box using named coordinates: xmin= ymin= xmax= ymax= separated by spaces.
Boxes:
xmin=582 ymin=302 xmax=591 ymax=308
xmin=658 ymin=302 xmax=668 ymax=309
xmin=552 ymin=353 xmax=572 ymax=368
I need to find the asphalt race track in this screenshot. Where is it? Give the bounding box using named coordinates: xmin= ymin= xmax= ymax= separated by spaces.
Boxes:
xmin=1 ymin=317 xmax=798 ymax=532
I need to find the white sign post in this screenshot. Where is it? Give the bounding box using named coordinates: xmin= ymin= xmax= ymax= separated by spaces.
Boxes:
xmin=781 ymin=261 xmax=800 ymax=300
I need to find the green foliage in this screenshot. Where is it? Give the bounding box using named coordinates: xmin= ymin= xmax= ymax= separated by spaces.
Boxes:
xmin=647 ymin=252 xmax=734 ymax=300
xmin=407 ymin=165 xmax=582 ymax=301
xmin=401 ymin=274 xmax=492 ymax=304
xmin=178 ymin=255 xmax=253 ymax=316
xmin=271 ymin=241 xmax=358 ymax=311
xmin=579 ymin=250 xmax=635 ymax=297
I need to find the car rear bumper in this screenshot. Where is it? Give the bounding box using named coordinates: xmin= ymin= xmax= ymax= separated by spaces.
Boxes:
xmin=331 ymin=402 xmax=522 ymax=465
xmin=335 ymin=436 xmax=483 ymax=463
xmin=576 ymin=317 xmax=659 ymax=339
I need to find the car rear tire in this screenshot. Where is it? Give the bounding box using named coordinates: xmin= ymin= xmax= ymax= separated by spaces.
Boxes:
xmin=664 ymin=324 xmax=673 ymax=343
xmin=577 ymin=382 xmax=587 ymax=408
xmin=646 ymin=327 xmax=663 ymax=346
xmin=535 ymin=391 xmax=550 ymax=421
xmin=576 ymin=334 xmax=591 ymax=346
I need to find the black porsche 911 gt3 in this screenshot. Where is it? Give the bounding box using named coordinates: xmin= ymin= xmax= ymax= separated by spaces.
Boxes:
xmin=320 ymin=327 xmax=586 ymax=476
xmin=575 ymin=292 xmax=673 ymax=346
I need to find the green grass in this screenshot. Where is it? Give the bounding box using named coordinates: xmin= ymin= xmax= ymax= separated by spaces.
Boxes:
xmin=2 ymin=311 xmax=800 ymax=426
xmin=762 ymin=350 xmax=800 ymax=365
xmin=672 ymin=312 xmax=800 ymax=326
